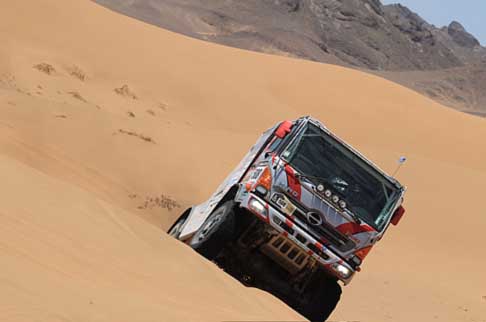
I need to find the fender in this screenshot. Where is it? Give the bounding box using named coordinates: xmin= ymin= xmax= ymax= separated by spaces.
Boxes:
xmin=179 ymin=185 xmax=239 ymax=241
xmin=178 ymin=123 xmax=282 ymax=240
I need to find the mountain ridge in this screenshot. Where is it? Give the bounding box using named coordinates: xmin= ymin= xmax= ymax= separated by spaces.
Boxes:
xmin=93 ymin=0 xmax=486 ymax=115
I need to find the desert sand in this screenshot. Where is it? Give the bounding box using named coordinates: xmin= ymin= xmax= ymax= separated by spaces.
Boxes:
xmin=0 ymin=1 xmax=485 ymax=321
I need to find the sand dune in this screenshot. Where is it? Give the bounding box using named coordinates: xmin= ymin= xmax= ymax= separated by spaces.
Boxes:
xmin=0 ymin=0 xmax=485 ymax=321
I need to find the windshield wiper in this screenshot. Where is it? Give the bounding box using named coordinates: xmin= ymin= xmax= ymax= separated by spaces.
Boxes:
xmin=295 ymin=173 xmax=329 ymax=186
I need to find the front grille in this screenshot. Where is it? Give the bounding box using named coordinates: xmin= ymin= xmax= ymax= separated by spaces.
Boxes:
xmin=276 ymin=192 xmax=356 ymax=253
xmin=307 ymin=243 xmax=330 ymax=260
xmin=277 ymin=220 xmax=295 ymax=236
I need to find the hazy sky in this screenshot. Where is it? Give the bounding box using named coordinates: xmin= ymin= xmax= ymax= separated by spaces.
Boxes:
xmin=382 ymin=0 xmax=485 ymax=45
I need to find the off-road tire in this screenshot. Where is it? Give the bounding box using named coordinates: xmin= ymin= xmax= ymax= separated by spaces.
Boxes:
xmin=167 ymin=208 xmax=191 ymax=239
xmin=299 ymin=277 xmax=342 ymax=322
xmin=189 ymin=201 xmax=236 ymax=260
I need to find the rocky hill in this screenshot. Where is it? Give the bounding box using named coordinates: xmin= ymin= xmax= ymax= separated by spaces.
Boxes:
xmin=93 ymin=0 xmax=486 ymax=115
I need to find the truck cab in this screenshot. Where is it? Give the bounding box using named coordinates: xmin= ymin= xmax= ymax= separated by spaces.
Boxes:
xmin=168 ymin=116 xmax=406 ymax=321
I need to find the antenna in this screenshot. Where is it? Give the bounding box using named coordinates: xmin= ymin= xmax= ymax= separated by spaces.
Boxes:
xmin=392 ymin=156 xmax=407 ymax=177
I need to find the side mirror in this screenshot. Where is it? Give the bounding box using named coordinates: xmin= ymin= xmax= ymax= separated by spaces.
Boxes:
xmin=391 ymin=205 xmax=405 ymax=226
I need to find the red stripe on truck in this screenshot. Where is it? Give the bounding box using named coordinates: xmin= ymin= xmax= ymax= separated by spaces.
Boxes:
xmin=285 ymin=218 xmax=294 ymax=228
xmin=284 ymin=165 xmax=301 ymax=200
xmin=336 ymin=222 xmax=375 ymax=235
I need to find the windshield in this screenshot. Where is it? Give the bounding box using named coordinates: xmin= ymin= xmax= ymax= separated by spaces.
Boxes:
xmin=282 ymin=123 xmax=400 ymax=230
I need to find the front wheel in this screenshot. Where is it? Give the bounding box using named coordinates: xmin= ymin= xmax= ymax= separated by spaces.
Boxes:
xmin=189 ymin=201 xmax=236 ymax=260
xmin=299 ymin=277 xmax=342 ymax=322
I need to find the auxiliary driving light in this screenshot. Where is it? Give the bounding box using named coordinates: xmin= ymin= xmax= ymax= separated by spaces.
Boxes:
xmin=331 ymin=195 xmax=340 ymax=204
xmin=317 ymin=184 xmax=325 ymax=192
xmin=255 ymin=185 xmax=268 ymax=196
xmin=332 ymin=263 xmax=352 ymax=279
xmin=338 ymin=200 xmax=347 ymax=209
xmin=324 ymin=189 xmax=332 ymax=198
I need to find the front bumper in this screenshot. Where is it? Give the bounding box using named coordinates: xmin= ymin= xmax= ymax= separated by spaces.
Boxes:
xmin=241 ymin=192 xmax=355 ymax=285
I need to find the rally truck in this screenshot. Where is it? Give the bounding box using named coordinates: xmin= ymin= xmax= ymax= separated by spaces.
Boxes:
xmin=168 ymin=116 xmax=406 ymax=321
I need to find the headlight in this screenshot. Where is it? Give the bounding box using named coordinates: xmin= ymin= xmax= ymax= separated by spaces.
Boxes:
xmin=332 ymin=263 xmax=352 ymax=279
xmin=249 ymin=197 xmax=268 ymax=217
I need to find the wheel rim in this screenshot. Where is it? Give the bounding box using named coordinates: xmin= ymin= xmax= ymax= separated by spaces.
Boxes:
xmin=194 ymin=212 xmax=223 ymax=242
xmin=169 ymin=219 xmax=184 ymax=237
